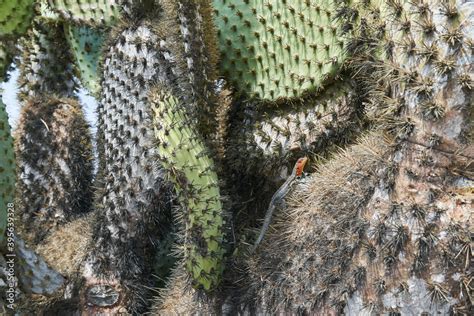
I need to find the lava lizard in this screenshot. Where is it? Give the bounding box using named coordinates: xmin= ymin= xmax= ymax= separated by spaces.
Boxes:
xmin=251 ymin=157 xmax=308 ymax=252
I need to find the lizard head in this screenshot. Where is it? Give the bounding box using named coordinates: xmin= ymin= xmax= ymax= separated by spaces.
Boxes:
xmin=295 ymin=157 xmax=308 ymax=177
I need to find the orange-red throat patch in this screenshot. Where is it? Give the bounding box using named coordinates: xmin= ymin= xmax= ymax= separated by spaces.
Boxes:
xmin=295 ymin=157 xmax=308 ymax=177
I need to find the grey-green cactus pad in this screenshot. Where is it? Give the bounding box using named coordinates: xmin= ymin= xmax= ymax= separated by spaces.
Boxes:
xmin=213 ymin=0 xmax=346 ymax=101
xmin=18 ymin=21 xmax=77 ymax=99
xmin=65 ymin=24 xmax=104 ymax=96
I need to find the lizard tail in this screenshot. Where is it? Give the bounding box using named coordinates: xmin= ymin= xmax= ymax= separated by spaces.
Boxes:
xmin=251 ymin=203 xmax=277 ymax=252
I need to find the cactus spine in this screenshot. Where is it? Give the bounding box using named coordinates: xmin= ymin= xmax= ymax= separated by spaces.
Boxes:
xmin=151 ymin=88 xmax=224 ymax=291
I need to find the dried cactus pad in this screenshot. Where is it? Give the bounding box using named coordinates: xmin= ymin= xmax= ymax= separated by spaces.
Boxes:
xmin=0 ymin=98 xmax=15 ymax=245
xmin=65 ymin=25 xmax=104 ymax=96
xmin=46 ymin=0 xmax=121 ymax=26
xmin=213 ymin=0 xmax=347 ymax=100
xmin=0 ymin=0 xmax=35 ymax=37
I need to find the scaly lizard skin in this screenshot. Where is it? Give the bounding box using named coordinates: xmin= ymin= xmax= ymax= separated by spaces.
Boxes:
xmin=252 ymin=157 xmax=308 ymax=252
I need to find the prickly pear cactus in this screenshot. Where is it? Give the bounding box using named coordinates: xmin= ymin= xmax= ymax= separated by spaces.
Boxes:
xmin=152 ymin=267 xmax=217 ymax=314
xmin=15 ymin=96 xmax=93 ymax=245
xmin=160 ymin=0 xmax=220 ymax=136
xmin=80 ymin=11 xmax=176 ymax=314
xmin=18 ymin=20 xmax=77 ymax=100
xmin=0 ymin=235 xmax=66 ymax=316
xmin=77 ymin=1 xmax=224 ymax=312
xmin=0 ymin=0 xmax=35 ymax=80
xmin=0 ymin=98 xmax=15 ymax=245
xmin=213 ymin=0 xmax=347 ymax=100
xmin=151 ymin=89 xmax=225 ymax=291
xmin=243 ymin=0 xmax=474 ymax=314
xmin=64 ymin=25 xmax=104 ymax=95
xmin=46 ymin=0 xmax=120 ymax=26
xmin=4 ymin=0 xmax=471 ymax=314
xmin=225 ymin=83 xmax=362 ymax=178
xmin=0 ymin=0 xmax=35 ymax=37
xmin=14 ymin=237 xmax=65 ymax=295
xmin=248 ymin=130 xmax=472 ymax=314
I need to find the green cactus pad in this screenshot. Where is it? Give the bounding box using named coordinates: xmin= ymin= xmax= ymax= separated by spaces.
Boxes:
xmin=46 ymin=0 xmax=121 ymax=26
xmin=0 ymin=97 xmax=15 ymax=245
xmin=0 ymin=0 xmax=35 ymax=38
xmin=65 ymin=25 xmax=104 ymax=96
xmin=151 ymin=89 xmax=224 ymax=291
xmin=213 ymin=0 xmax=347 ymax=101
